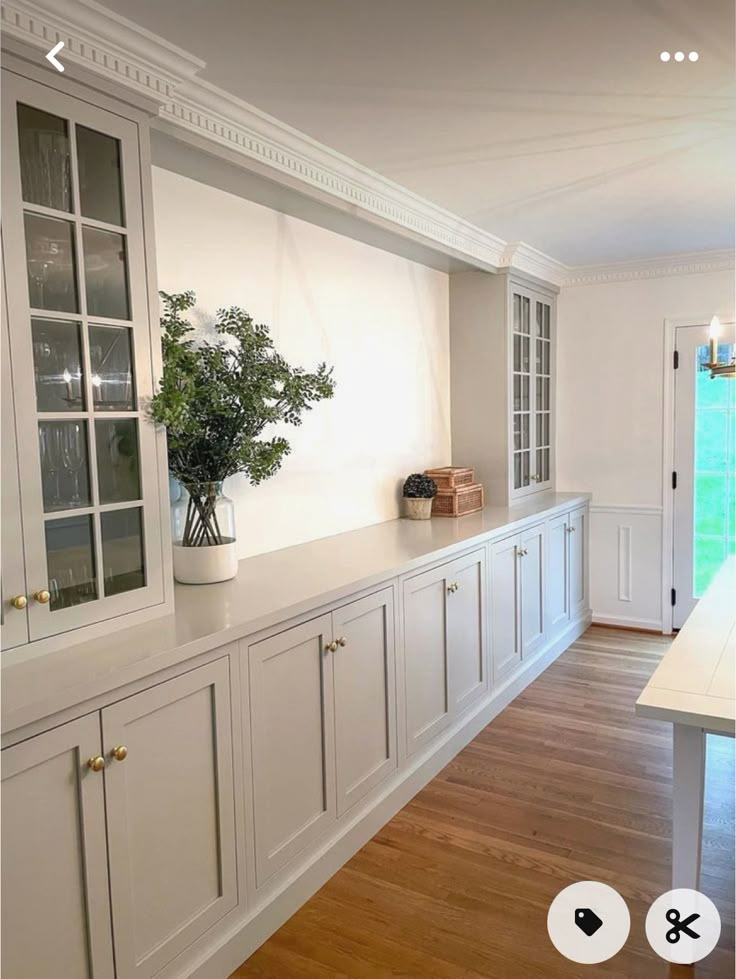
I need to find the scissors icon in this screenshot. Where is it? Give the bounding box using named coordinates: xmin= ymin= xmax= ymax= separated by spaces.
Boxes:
xmin=666 ymin=908 xmax=700 ymax=944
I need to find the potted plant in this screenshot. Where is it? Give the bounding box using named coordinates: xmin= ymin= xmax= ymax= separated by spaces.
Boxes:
xmin=150 ymin=291 xmax=335 ymax=584
xmin=402 ymin=473 xmax=437 ymax=520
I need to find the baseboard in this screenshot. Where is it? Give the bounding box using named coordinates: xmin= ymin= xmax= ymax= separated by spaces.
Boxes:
xmin=182 ymin=612 xmax=591 ymax=979
xmin=592 ymin=613 xmax=664 ymax=633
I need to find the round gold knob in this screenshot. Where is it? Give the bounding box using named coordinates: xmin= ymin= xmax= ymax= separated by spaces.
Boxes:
xmin=111 ymin=745 xmax=128 ymax=762
xmin=87 ymin=756 xmax=105 ymax=773
xmin=337 ymin=636 xmax=347 ymax=647
xmin=33 ymin=589 xmax=51 ymax=604
xmin=10 ymin=595 xmax=28 ymax=610
xmin=325 ymin=640 xmax=338 ymax=653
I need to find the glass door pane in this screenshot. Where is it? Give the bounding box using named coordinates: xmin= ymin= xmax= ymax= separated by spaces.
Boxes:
xmin=512 ymin=291 xmax=531 ymax=489
xmin=17 ymin=104 xmax=72 ymax=212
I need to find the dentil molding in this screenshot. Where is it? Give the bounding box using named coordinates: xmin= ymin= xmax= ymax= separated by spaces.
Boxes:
xmin=2 ymin=0 xmax=733 ymax=290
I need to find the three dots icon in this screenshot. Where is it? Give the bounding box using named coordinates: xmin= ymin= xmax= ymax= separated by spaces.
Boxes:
xmin=660 ymin=51 xmax=698 ymax=62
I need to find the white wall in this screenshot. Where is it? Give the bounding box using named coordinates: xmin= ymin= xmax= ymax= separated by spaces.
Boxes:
xmin=151 ymin=167 xmax=451 ymax=559
xmin=557 ymin=269 xmax=734 ymax=630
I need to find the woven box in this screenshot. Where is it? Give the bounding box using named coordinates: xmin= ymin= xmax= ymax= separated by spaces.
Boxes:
xmin=424 ymin=466 xmax=475 ymax=490
xmin=432 ymin=482 xmax=485 ymax=517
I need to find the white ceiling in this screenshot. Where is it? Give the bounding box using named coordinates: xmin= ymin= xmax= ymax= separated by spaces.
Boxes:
xmin=101 ymin=0 xmax=735 ymax=265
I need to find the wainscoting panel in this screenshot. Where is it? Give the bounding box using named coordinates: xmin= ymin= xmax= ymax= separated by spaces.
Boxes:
xmin=590 ymin=505 xmax=663 ymax=631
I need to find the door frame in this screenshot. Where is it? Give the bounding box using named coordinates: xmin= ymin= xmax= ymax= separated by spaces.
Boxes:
xmin=661 ymin=313 xmax=734 ymax=634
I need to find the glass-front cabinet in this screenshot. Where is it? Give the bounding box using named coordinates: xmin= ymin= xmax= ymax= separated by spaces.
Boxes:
xmin=1 ymin=71 xmax=166 ymax=649
xmin=510 ymin=283 xmax=554 ymax=498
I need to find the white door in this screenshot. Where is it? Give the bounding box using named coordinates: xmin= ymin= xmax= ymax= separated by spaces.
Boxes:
xmin=673 ymin=324 xmax=735 ymax=628
xmin=520 ymin=522 xmax=545 ymax=659
xmin=447 ymin=549 xmax=487 ymax=713
xmin=103 ymin=658 xmax=237 ymax=979
xmin=332 ymin=588 xmax=397 ymax=816
xmin=569 ymin=506 xmax=588 ymax=620
xmin=2 ymin=714 xmax=115 ymax=979
xmin=546 ymin=511 xmax=570 ymax=636
xmin=248 ymin=615 xmax=336 ymax=885
xmin=402 ymin=563 xmax=452 ymax=755
xmin=490 ymin=534 xmax=521 ymax=681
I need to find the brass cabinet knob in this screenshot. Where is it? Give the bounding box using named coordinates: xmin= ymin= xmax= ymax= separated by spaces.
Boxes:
xmin=10 ymin=595 xmax=27 ymax=610
xmin=447 ymin=582 xmax=459 ymax=593
xmin=111 ymin=745 xmax=128 ymax=762
xmin=517 ymin=548 xmax=527 ymax=557
xmin=325 ymin=640 xmax=338 ymax=653
xmin=569 ymin=526 xmax=576 ymax=533
xmin=33 ymin=589 xmax=51 ymax=604
xmin=337 ymin=637 xmax=347 ymax=647
xmin=87 ymin=756 xmax=105 ymax=773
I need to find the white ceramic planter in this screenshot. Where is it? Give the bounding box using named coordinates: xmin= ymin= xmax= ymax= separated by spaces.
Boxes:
xmin=403 ymin=497 xmax=433 ymax=520
xmin=173 ymin=539 xmax=238 ymax=584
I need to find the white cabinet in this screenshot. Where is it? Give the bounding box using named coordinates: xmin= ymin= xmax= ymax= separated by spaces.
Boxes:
xmin=103 ymin=658 xmax=237 ymax=979
xmin=490 ymin=524 xmax=545 ymax=682
xmin=1 ymin=658 xmax=236 ymax=979
xmin=546 ymin=505 xmax=589 ymax=637
xmin=247 ymin=587 xmax=396 ymax=886
xmin=1 ymin=68 xmax=168 ymax=651
xmin=1 ymin=714 xmax=115 ymax=979
xmin=403 ymin=549 xmax=487 ymax=756
xmin=450 ymin=271 xmax=557 ymax=505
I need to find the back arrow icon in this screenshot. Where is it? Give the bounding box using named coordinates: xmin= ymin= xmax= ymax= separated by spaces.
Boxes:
xmin=46 ymin=41 xmax=65 ymax=72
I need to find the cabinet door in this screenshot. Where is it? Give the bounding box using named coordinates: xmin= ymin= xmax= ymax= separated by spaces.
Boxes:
xmin=510 ymin=286 xmax=534 ymax=495
xmin=520 ymin=522 xmax=545 ymax=659
xmin=2 ymin=70 xmax=164 ymax=641
xmin=490 ymin=534 xmax=521 ymax=681
xmin=546 ymin=511 xmax=570 ymax=636
xmin=333 ymin=589 xmax=397 ymax=816
xmin=403 ymin=563 xmax=452 ymax=755
xmin=1 ymin=275 xmax=29 ymax=650
xmin=531 ymin=295 xmax=554 ymax=492
xmin=447 ymin=549 xmax=487 ymax=714
xmin=569 ymin=506 xmax=589 ymax=619
xmin=103 ymin=658 xmax=237 ymax=979
xmin=248 ymin=615 xmax=336 ymax=885
xmin=1 ymin=714 xmax=114 ymax=979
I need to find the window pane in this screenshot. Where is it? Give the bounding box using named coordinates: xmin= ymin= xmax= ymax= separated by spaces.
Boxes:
xmin=17 ymin=104 xmax=72 ymax=212
xmin=24 ymin=213 xmax=79 ymax=313
xmin=89 ymin=326 xmax=135 ymax=410
xmin=95 ymin=419 xmax=141 ymax=503
xmin=45 ymin=514 xmax=98 ymax=610
xmin=32 ymin=318 xmax=85 ymax=412
xmin=76 ymin=126 xmax=124 ymax=226
xmin=102 ymin=508 xmax=145 ymax=596
xmin=38 ymin=421 xmax=91 ymax=512
xmin=82 ymin=227 xmax=130 ymax=319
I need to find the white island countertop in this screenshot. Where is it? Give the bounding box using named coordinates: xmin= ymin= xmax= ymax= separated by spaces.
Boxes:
xmin=636 ymin=557 xmax=735 ymax=735
xmin=2 ymin=491 xmax=589 ymax=737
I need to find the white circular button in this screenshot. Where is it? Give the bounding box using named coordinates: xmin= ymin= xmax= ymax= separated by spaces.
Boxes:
xmin=660 ymin=51 xmax=671 ymax=62
xmin=547 ymin=881 xmax=630 ymax=964
xmin=645 ymin=889 xmax=721 ymax=964
xmin=674 ymin=51 xmax=685 ymax=61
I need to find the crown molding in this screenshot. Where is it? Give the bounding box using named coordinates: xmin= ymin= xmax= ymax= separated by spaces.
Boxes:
xmin=2 ymin=0 xmax=732 ymax=291
xmin=562 ymin=249 xmax=735 ymax=287
xmin=0 ymin=0 xmax=204 ymax=105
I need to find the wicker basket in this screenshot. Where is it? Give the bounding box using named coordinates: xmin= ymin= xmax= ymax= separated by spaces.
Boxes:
xmin=424 ymin=466 xmax=475 ymax=490
xmin=432 ymin=482 xmax=485 ymax=517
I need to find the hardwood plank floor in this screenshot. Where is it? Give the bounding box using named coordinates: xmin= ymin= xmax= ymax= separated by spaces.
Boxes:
xmin=231 ymin=626 xmax=735 ymax=979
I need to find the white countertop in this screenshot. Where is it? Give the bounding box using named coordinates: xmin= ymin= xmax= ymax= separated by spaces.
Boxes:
xmin=636 ymin=557 xmax=736 ymax=734
xmin=1 ymin=491 xmax=589 ymax=737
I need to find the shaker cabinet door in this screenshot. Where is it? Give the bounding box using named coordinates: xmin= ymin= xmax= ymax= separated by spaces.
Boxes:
xmin=447 ymin=549 xmax=487 ymax=714
xmin=569 ymin=506 xmax=589 ymax=619
xmin=102 ymin=658 xmax=237 ymax=979
xmin=546 ymin=511 xmax=570 ymax=637
xmin=1 ymin=714 xmax=115 ymax=979
xmin=332 ymin=588 xmax=397 ymax=816
xmin=490 ymin=534 xmax=521 ymax=681
xmin=520 ymin=523 xmax=546 ymax=660
xmin=403 ymin=564 xmax=452 ymax=756
xmin=248 ymin=615 xmax=336 ymax=885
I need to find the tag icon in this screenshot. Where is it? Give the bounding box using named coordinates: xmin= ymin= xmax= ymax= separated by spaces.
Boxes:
xmin=575 ymin=908 xmax=603 ymax=937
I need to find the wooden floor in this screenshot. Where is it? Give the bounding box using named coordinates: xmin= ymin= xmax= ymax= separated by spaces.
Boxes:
xmin=232 ymin=626 xmax=735 ymax=979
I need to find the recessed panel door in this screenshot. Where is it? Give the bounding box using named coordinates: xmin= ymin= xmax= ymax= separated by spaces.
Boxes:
xmin=520 ymin=522 xmax=545 ymax=659
xmin=447 ymin=549 xmax=487 ymax=713
xmin=546 ymin=511 xmax=570 ymax=637
xmin=569 ymin=506 xmax=589 ymax=621
xmin=490 ymin=534 xmax=521 ymax=681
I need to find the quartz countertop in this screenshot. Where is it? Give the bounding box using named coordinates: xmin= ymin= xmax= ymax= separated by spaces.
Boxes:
xmin=2 ymin=491 xmax=590 ymax=737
